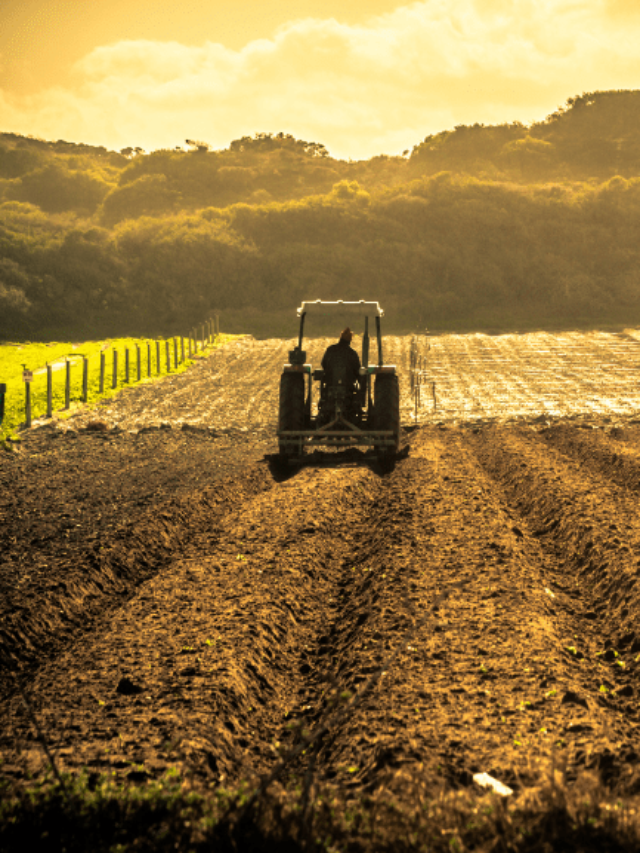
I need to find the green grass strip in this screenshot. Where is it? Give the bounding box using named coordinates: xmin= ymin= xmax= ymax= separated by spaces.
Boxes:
xmin=1 ymin=769 xmax=639 ymax=853
xmin=0 ymin=334 xmax=238 ymax=443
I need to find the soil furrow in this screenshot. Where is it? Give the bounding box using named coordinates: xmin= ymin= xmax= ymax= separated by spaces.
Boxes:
xmin=471 ymin=426 xmax=640 ymax=651
xmin=537 ymin=423 xmax=640 ymax=494
xmin=0 ymin=460 xmax=274 ymax=697
xmin=4 ymin=332 xmax=640 ymax=841
xmin=320 ymin=428 xmax=624 ymax=793
xmin=4 ymin=427 xmax=640 ymax=800
xmin=470 ymin=426 xmax=640 ymax=788
xmin=0 ymin=466 xmax=383 ymax=786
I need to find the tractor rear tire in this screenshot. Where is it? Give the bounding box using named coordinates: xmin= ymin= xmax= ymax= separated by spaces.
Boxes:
xmin=374 ymin=373 xmax=400 ymax=457
xmin=278 ymin=372 xmax=305 ymax=457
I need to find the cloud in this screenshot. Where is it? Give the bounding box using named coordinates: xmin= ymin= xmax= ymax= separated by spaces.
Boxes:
xmin=2 ymin=0 xmax=640 ymax=159
xmin=602 ymin=0 xmax=640 ymax=18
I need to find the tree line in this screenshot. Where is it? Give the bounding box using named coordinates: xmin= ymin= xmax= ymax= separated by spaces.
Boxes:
xmin=2 ymin=90 xmax=640 ymax=340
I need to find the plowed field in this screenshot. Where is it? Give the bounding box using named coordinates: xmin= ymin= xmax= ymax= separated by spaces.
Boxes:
xmin=2 ymin=331 xmax=640 ymax=850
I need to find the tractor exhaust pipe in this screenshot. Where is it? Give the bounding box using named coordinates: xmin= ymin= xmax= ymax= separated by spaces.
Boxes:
xmin=298 ymin=311 xmax=306 ymax=350
xmin=362 ymin=316 xmax=369 ymax=368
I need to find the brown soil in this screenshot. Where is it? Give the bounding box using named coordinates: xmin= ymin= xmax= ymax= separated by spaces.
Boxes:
xmin=2 ymin=333 xmax=640 ymax=821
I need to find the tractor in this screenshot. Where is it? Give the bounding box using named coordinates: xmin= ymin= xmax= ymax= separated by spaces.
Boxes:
xmin=277 ymin=300 xmax=400 ymax=461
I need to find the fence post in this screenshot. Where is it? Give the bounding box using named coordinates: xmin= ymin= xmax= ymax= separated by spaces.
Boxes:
xmin=82 ymin=356 xmax=88 ymax=403
xmin=125 ymin=348 xmax=130 ymax=384
xmin=25 ymin=379 xmax=31 ymax=428
xmin=215 ymin=313 xmax=220 ymax=337
xmin=100 ymin=352 xmax=105 ymax=394
xmin=173 ymin=337 xmax=178 ymax=369
xmin=410 ymin=336 xmax=416 ymax=393
xmin=46 ymin=364 xmax=53 ymax=418
xmin=65 ymin=360 xmax=71 ymax=409
xmin=112 ymin=350 xmax=118 ymax=390
xmin=147 ymin=342 xmax=151 ymax=378
xmin=136 ymin=345 xmax=141 ymax=382
xmin=200 ymin=324 xmax=205 ymax=350
xmin=181 ymin=337 xmax=185 ymax=363
xmin=156 ymin=341 xmax=161 ymax=374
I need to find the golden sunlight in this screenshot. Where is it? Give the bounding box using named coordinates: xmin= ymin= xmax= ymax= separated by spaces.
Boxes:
xmin=2 ymin=0 xmax=640 ymax=157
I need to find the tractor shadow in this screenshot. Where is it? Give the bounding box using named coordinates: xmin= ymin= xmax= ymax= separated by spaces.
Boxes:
xmin=265 ymin=443 xmax=410 ymax=482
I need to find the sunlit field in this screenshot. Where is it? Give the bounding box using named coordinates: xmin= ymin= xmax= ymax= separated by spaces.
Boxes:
xmin=3 ymin=329 xmax=640 ymax=853
xmin=401 ymin=329 xmax=640 ymax=423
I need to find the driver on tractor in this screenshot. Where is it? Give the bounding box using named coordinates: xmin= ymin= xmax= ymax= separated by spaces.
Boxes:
xmin=322 ymin=327 xmax=361 ymax=383
xmin=319 ymin=328 xmax=363 ymax=424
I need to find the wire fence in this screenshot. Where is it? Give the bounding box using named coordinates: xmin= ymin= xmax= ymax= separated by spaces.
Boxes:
xmin=5 ymin=315 xmax=220 ymax=433
xmin=410 ymin=332 xmax=436 ymax=422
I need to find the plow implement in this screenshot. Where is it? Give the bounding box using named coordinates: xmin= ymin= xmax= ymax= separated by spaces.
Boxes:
xmin=278 ymin=420 xmax=397 ymax=456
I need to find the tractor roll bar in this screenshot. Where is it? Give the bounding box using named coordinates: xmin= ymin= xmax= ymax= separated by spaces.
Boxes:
xmin=297 ymin=300 xmax=384 ymax=317
xmin=362 ymin=316 xmax=369 ymax=368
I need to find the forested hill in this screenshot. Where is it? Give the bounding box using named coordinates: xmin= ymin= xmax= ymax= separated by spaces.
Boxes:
xmin=2 ymin=89 xmax=640 ymax=340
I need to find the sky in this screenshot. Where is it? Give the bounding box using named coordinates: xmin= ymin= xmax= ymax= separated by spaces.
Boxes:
xmin=1 ymin=0 xmax=640 ymax=160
